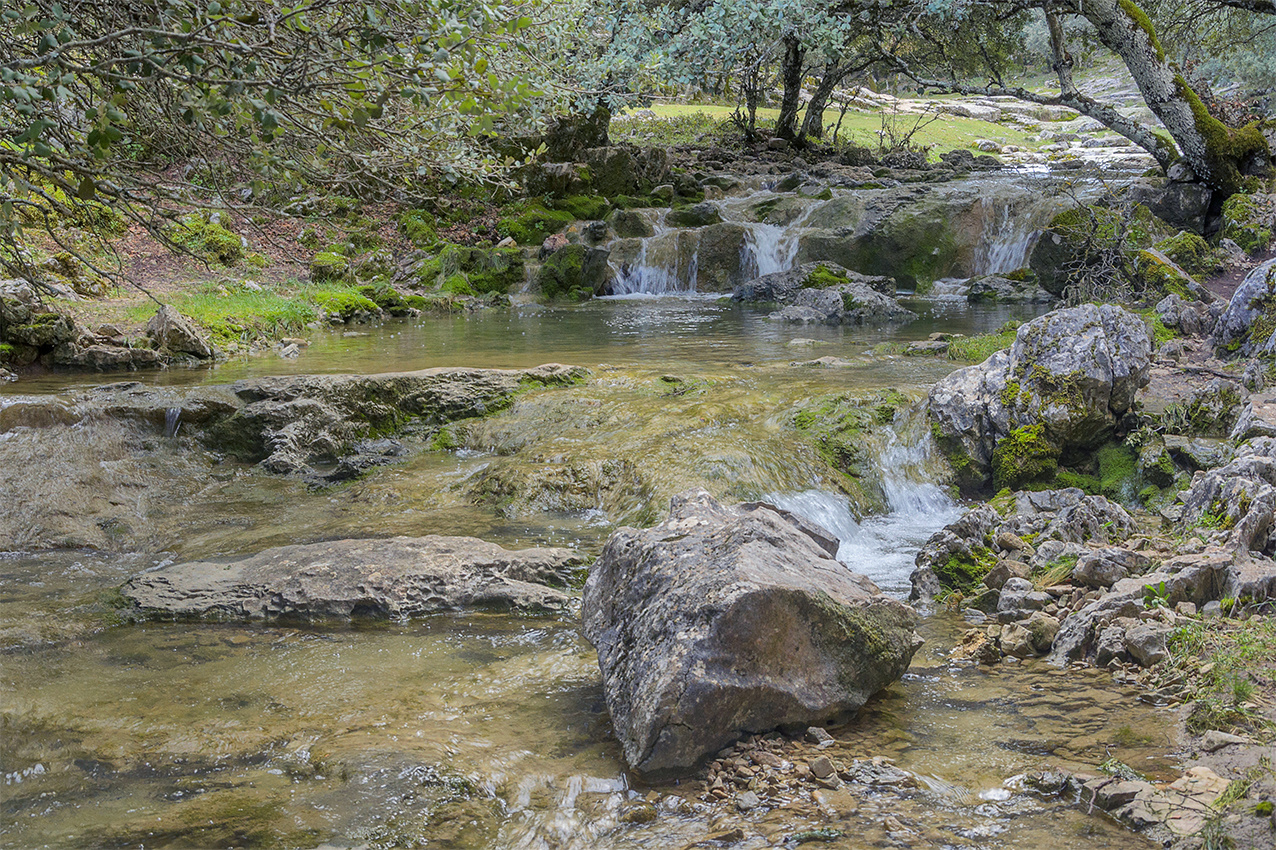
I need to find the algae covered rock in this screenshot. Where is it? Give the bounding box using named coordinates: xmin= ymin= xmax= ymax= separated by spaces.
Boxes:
xmin=583 ymin=489 xmax=922 ymax=777
xmin=928 ymin=304 xmax=1151 ymax=492
xmin=121 ymin=535 xmax=587 ymax=619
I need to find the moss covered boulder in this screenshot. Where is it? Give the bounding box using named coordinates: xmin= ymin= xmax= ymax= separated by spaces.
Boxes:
xmin=1221 ymin=193 xmax=1276 ymax=254
xmin=929 ymin=304 xmax=1152 ymax=493
xmin=1029 ymin=203 xmax=1170 ymax=296
xmin=535 ymin=244 xmax=609 ymax=301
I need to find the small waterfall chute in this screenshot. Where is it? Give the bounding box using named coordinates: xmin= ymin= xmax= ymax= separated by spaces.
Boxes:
xmin=767 ymin=402 xmax=960 ymax=597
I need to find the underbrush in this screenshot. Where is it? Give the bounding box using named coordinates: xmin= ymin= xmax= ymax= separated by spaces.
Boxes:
xmin=1151 ymin=615 xmax=1276 ymax=736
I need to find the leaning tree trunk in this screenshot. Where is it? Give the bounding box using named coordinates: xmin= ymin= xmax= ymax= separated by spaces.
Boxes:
xmin=798 ymin=64 xmax=842 ymax=142
xmin=1064 ymin=0 xmax=1269 ymax=196
xmin=775 ymin=34 xmax=806 ymax=140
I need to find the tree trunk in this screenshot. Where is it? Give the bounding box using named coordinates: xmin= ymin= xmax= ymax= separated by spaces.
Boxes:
xmin=1065 ymin=0 xmax=1269 ymax=195
xmin=798 ymin=65 xmax=841 ymax=142
xmin=775 ymin=34 xmax=806 ymax=140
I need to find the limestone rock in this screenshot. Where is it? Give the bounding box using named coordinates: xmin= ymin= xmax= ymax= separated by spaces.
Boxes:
xmin=582 ymin=490 xmax=921 ymax=777
xmin=928 ymin=304 xmax=1151 ymax=490
xmin=1072 ymin=548 xmax=1151 ymax=589
xmin=911 ymin=489 xmax=1137 ymax=599
xmin=1213 ymin=258 xmax=1276 ymax=358
xmin=146 ymin=304 xmax=214 ymax=358
xmin=1124 ymin=622 xmax=1170 ymax=667
xmin=734 ymin=262 xmax=912 ymax=326
xmin=121 ymin=536 xmax=587 ymax=619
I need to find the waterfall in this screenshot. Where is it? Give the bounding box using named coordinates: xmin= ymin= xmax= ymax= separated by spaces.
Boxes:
xmin=767 ymin=404 xmax=961 ymax=598
xmin=739 ymin=200 xmax=817 ymax=280
xmin=164 ymin=407 xmax=182 ymax=438
xmin=973 ymin=202 xmax=1040 ymax=276
xmin=740 ymin=222 xmax=800 ymax=279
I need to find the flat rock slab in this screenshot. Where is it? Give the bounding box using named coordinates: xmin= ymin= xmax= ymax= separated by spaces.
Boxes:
xmin=121 ymin=536 xmax=587 ymax=619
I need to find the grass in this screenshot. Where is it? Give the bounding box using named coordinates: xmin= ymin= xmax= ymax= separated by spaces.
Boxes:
xmin=119 ymin=280 xmax=368 ymax=345
xmin=614 ymin=102 xmax=1045 ymax=157
xmin=946 ymin=321 xmax=1022 ymax=362
xmin=1154 ymin=615 xmax=1276 ymax=736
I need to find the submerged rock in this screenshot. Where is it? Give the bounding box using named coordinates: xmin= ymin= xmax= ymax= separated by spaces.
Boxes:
xmin=582 ymin=489 xmax=921 ymax=778
xmin=928 ymin=304 xmax=1151 ymax=491
xmin=121 ymin=536 xmax=587 ymax=619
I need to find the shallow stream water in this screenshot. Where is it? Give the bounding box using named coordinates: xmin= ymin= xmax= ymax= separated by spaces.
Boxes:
xmin=2 ymin=296 xmax=1174 ymax=848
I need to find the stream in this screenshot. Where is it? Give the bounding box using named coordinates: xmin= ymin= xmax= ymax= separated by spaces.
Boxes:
xmin=1 ymin=174 xmax=1176 ymax=849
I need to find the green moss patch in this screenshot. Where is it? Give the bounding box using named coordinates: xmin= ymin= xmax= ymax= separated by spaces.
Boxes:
xmin=536 ymin=244 xmax=594 ymax=301
xmin=1221 ymin=193 xmax=1275 ymax=254
xmin=946 ymin=321 xmax=1020 ymax=362
xmin=802 ymin=265 xmax=852 ymax=289
xmin=169 ymin=212 xmax=246 ymax=265
xmin=309 ymin=251 xmax=350 ymax=282
xmin=549 ymin=195 xmax=612 ymax=221
xmin=497 ymin=204 xmax=574 ymax=245
xmin=992 ymin=424 xmax=1059 ymax=490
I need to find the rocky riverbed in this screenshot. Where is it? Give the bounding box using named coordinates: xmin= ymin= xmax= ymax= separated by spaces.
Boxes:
xmin=4 ymin=158 xmax=1276 ymax=848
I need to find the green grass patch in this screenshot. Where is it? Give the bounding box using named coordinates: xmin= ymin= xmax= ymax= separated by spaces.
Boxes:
xmin=126 ymin=283 xmax=314 ymax=345
xmin=946 ymin=321 xmax=1020 ymax=362
xmin=615 ymin=102 xmax=1044 ymax=157
xmin=1155 ymin=615 xmax=1276 ymax=736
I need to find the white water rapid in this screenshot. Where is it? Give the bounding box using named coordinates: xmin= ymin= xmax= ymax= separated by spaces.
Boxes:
xmin=767 ymin=415 xmax=962 ymax=598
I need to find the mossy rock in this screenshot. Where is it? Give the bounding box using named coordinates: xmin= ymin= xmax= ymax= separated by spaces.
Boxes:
xmin=1154 ymin=230 xmax=1218 ymax=277
xmin=550 ymin=195 xmax=611 ymax=221
xmin=1221 ymin=193 xmax=1276 ymax=254
xmin=608 ymin=209 xmax=654 ymax=238
xmin=665 ymin=202 xmax=722 ymax=228
xmin=313 ymin=288 xmax=378 ymax=319
xmin=991 ymin=424 xmax=1059 ymax=490
xmin=1030 ymin=203 xmax=1169 ymax=295
xmin=356 ymin=283 xmax=413 ymax=316
xmin=310 ymin=251 xmax=350 ymax=282
xmin=498 ymin=204 xmax=574 ymax=246
xmin=414 ymin=245 xmax=524 ymax=295
xmin=934 ymin=547 xmax=998 ymax=593
xmin=802 ymin=265 xmax=852 ymax=289
xmin=535 ymin=244 xmax=605 ymax=301
xmin=170 ymin=212 xmax=246 ymax=264
xmin=1134 ymin=249 xmax=1196 ymax=300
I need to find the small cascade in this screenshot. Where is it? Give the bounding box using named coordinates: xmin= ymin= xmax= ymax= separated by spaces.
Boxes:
xmin=974 ymin=202 xmax=1040 ymax=276
xmin=740 ymin=222 xmax=800 ymax=279
xmin=164 ymin=407 xmax=182 ymax=438
xmin=608 ymin=218 xmax=700 ymax=295
xmin=739 ymin=200 xmax=817 ymax=280
xmin=927 ymin=278 xmax=969 ymax=300
xmin=768 ymin=402 xmax=961 ymax=597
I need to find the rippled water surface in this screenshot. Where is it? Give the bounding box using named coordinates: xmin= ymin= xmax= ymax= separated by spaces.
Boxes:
xmin=2 ymin=297 xmax=1171 ymax=848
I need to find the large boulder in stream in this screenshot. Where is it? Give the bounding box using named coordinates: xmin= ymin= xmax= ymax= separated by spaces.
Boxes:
xmin=582 ymin=489 xmax=922 ymax=778
xmin=733 ymin=262 xmax=913 ymax=325
xmin=121 ymin=536 xmax=587 ymax=619
xmin=928 ymin=304 xmax=1151 ymax=492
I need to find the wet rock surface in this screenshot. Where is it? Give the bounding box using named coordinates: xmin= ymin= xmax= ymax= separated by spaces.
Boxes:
xmin=733 ymin=262 xmax=913 ymax=325
xmin=121 ymin=535 xmax=587 ymax=619
xmin=1 ymin=364 xmax=587 ymax=481
xmin=582 ymin=489 xmax=922 ymax=777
